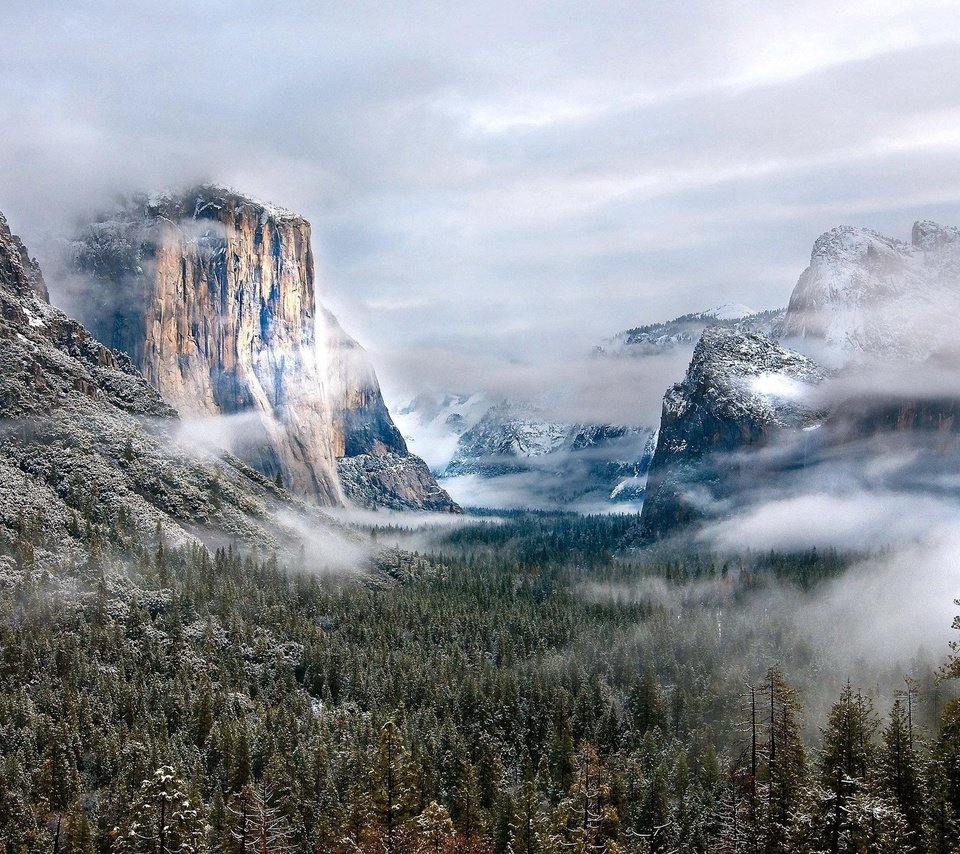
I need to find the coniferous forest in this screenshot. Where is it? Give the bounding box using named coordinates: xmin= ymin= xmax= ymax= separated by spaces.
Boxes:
xmin=6 ymin=3 xmax=960 ymax=852
xmin=1 ymin=513 xmax=958 ymax=853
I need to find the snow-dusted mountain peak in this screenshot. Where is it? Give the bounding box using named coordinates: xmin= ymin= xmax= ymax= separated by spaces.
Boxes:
xmin=694 ymin=303 xmax=758 ymax=321
xmin=681 ymin=327 xmax=824 ymax=426
xmin=782 ymin=221 xmax=960 ymax=367
xmin=911 ymin=219 xmax=960 ymax=251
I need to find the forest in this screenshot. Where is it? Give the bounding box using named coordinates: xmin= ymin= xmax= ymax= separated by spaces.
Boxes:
xmin=1 ymin=511 xmax=958 ymax=852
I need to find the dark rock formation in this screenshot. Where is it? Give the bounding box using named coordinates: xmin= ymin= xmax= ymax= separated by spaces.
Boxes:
xmin=636 ymin=327 xmax=825 ymax=543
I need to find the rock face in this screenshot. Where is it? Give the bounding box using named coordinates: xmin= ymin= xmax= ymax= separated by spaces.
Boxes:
xmin=0 ymin=208 xmax=362 ymax=567
xmin=69 ymin=187 xmax=458 ymax=512
xmin=782 ymin=222 xmax=960 ymax=366
xmin=635 ymin=220 xmax=960 ymax=545
xmin=636 ymin=327 xmax=825 ymax=543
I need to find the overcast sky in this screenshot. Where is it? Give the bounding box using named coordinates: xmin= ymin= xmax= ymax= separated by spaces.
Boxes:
xmin=3 ymin=0 xmax=960 ymax=408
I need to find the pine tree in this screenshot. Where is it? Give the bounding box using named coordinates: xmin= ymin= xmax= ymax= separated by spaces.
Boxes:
xmin=877 ymin=695 xmax=923 ymax=844
xmin=763 ymin=666 xmax=807 ymax=852
xmin=809 ymin=684 xmax=880 ymax=854
xmin=227 ymin=780 xmax=296 ymax=854
xmin=114 ymin=766 xmax=206 ymax=854
xmin=418 ymin=800 xmax=454 ymax=853
xmin=628 ymin=669 xmax=666 ymax=738
xmin=508 ymin=771 xmax=552 ymax=854
xmin=371 ymin=720 xmax=419 ymax=854
xmin=62 ymin=802 xmax=96 ymax=854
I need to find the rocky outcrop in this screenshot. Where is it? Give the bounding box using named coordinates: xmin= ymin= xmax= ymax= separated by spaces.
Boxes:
xmin=0 ymin=213 xmax=49 ymax=302
xmin=0 ymin=207 xmax=365 ymax=567
xmin=636 ymin=328 xmax=825 ymax=543
xmin=781 ymin=221 xmax=960 ymax=367
xmin=635 ymin=221 xmax=960 ymax=545
xmin=69 ymin=186 xmax=458 ymax=512
xmin=321 ymin=308 xmax=409 ymax=458
xmin=338 ymin=453 xmax=461 ymax=511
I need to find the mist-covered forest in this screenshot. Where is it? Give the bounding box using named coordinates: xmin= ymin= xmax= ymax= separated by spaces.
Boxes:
xmin=1 ymin=512 xmax=958 ymax=853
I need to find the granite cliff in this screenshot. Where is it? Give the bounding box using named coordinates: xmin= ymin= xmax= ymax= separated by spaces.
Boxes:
xmin=0 ymin=208 xmax=368 ymax=567
xmin=70 ymin=187 xmax=458 ymax=512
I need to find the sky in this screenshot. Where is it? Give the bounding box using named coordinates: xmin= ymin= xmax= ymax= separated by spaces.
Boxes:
xmin=3 ymin=0 xmax=960 ymax=409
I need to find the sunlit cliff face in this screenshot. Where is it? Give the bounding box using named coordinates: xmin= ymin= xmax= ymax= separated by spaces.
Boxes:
xmin=67 ymin=187 xmax=458 ymax=511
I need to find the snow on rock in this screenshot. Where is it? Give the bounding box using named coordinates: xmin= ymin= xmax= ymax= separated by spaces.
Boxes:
xmin=599 ymin=306 xmax=784 ymax=357
xmin=693 ymin=303 xmax=758 ymax=321
xmin=782 ymin=221 xmax=960 ymax=366
xmin=635 ymin=327 xmax=825 ymax=544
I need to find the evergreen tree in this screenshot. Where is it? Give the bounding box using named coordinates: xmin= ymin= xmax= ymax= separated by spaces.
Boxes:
xmin=371 ymin=720 xmax=419 ymax=853
xmin=417 ymin=800 xmax=454 ymax=853
xmin=509 ymin=773 xmax=552 ymax=854
xmin=114 ymin=766 xmax=206 ymax=854
xmin=877 ymin=695 xmax=923 ymax=845
xmin=808 ymin=684 xmax=880 ymax=854
xmin=763 ymin=666 xmax=808 ymax=852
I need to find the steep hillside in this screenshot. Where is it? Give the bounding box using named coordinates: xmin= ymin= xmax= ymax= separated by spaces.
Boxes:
xmin=0 ymin=208 xmax=367 ymax=568
xmin=636 ymin=327 xmax=825 ymax=543
xmin=68 ymin=187 xmax=458 ymax=512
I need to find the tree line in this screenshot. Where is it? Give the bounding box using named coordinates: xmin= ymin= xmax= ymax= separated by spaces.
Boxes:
xmin=0 ymin=516 xmax=957 ymax=852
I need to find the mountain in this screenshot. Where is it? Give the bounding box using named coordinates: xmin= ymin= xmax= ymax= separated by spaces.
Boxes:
xmin=394 ymin=306 xmax=786 ymax=512
xmin=0 ymin=208 xmax=369 ymax=569
xmin=781 ymin=221 xmax=960 ymax=367
xmin=396 ymin=394 xmax=655 ymax=510
xmin=635 ymin=220 xmax=960 ymax=544
xmin=445 ymin=402 xmax=571 ymax=478
xmin=598 ymin=304 xmax=785 ymax=358
xmin=636 ymin=327 xmax=825 ymax=543
xmin=394 ymin=391 xmax=490 ymax=472
xmin=68 ymin=187 xmax=458 ymax=512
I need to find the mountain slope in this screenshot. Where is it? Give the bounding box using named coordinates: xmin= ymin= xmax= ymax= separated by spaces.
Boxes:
xmin=636 ymin=327 xmax=825 ymax=543
xmin=0 ymin=207 xmax=370 ymax=569
xmin=782 ymin=221 xmax=960 ymax=366
xmin=68 ymin=187 xmax=458 ymax=512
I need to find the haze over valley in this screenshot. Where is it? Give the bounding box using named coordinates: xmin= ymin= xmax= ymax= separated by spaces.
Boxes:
xmin=2 ymin=3 xmax=960 ymax=852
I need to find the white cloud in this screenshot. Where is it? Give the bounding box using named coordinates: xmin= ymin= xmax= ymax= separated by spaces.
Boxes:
xmin=2 ymin=1 xmax=960 ymax=408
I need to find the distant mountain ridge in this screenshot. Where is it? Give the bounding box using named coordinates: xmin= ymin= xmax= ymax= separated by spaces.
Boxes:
xmin=635 ymin=327 xmax=825 ymax=543
xmin=397 ymin=395 xmax=655 ymax=511
xmin=598 ymin=304 xmax=785 ymax=357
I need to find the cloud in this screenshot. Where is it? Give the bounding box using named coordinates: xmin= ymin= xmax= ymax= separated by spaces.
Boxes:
xmin=381 ymin=345 xmax=694 ymax=428
xmin=701 ymin=490 xmax=960 ymax=553
xmin=1 ymin=1 xmax=959 ymax=412
xmin=174 ymin=412 xmax=272 ymax=460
